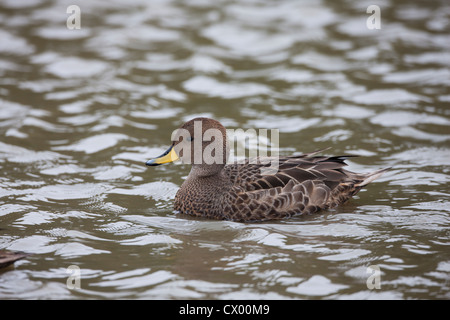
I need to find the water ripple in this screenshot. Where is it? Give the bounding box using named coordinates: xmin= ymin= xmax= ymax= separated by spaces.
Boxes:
xmin=0 ymin=0 xmax=449 ymax=300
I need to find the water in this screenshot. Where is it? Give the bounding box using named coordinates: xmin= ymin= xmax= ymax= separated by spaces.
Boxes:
xmin=0 ymin=0 xmax=449 ymax=299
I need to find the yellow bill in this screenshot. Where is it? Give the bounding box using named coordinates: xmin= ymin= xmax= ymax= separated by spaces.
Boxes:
xmin=146 ymin=145 xmax=179 ymax=166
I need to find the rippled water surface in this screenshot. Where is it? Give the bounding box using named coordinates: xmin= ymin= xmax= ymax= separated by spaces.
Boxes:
xmin=1 ymin=0 xmax=449 ymax=299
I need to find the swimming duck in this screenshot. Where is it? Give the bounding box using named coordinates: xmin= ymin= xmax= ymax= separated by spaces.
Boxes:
xmin=146 ymin=117 xmax=388 ymax=222
xmin=0 ymin=250 xmax=31 ymax=269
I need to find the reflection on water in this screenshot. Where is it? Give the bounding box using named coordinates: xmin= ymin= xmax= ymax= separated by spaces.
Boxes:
xmin=0 ymin=0 xmax=449 ymax=299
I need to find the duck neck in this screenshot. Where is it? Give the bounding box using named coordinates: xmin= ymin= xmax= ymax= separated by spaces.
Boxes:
xmin=180 ymin=163 xmax=229 ymax=201
xmin=189 ymin=163 xmax=225 ymax=178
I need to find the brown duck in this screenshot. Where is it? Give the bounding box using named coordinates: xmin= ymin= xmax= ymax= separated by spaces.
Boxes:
xmin=0 ymin=250 xmax=31 ymax=269
xmin=146 ymin=117 xmax=388 ymax=222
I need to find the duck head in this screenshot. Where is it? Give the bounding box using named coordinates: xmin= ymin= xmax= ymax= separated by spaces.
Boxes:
xmin=146 ymin=117 xmax=230 ymax=177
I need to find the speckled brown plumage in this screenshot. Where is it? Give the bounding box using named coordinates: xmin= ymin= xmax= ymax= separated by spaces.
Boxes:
xmin=147 ymin=117 xmax=388 ymax=222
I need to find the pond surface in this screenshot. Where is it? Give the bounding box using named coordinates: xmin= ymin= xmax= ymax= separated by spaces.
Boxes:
xmin=0 ymin=0 xmax=449 ymax=299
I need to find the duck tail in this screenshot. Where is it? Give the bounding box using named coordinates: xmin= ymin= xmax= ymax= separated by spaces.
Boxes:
xmin=355 ymin=167 xmax=391 ymax=187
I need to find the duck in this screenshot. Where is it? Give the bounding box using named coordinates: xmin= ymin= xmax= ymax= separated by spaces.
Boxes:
xmin=0 ymin=250 xmax=31 ymax=269
xmin=146 ymin=117 xmax=388 ymax=222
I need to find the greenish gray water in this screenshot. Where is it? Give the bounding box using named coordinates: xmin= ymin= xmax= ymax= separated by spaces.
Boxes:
xmin=0 ymin=0 xmax=449 ymax=299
